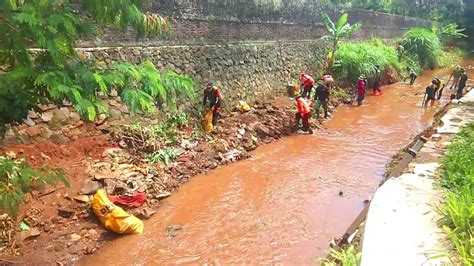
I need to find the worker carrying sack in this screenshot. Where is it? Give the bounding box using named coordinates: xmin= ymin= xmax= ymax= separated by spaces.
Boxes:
xmin=91 ymin=189 xmax=144 ymax=234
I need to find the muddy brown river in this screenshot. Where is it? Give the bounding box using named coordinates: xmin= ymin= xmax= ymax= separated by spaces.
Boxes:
xmin=81 ymin=67 xmax=461 ymax=265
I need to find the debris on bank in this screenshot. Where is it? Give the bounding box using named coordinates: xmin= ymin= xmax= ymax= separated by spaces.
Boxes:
xmin=1 ymin=98 xmax=337 ymax=264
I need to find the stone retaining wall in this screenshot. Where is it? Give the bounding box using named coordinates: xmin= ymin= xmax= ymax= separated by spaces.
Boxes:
xmin=80 ymin=40 xmax=329 ymax=106
xmin=1 ymin=2 xmax=432 ymax=146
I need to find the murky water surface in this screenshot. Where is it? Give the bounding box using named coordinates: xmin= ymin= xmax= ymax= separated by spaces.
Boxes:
xmin=81 ymin=67 xmax=465 ymax=265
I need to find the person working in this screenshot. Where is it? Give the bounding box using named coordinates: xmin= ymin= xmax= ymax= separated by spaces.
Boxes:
xmin=300 ymin=73 xmax=315 ymax=99
xmin=295 ymin=94 xmax=313 ymax=134
xmin=456 ymin=68 xmax=468 ymax=99
xmin=449 ymin=65 xmax=462 ymax=90
xmin=202 ymin=81 xmax=221 ymax=127
xmin=314 ymin=80 xmax=330 ymax=119
xmin=423 ymin=81 xmax=437 ymax=107
xmin=408 ymin=68 xmax=417 ymax=85
xmin=357 ymin=75 xmax=366 ymax=106
xmin=373 ymin=66 xmax=382 ymax=96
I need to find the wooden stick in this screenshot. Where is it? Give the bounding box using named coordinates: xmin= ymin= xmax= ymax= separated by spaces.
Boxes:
xmin=38 ymin=186 xmax=65 ymax=198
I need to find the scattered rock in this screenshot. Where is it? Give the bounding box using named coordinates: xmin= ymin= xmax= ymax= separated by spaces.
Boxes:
xmin=155 ymin=192 xmax=171 ymax=199
xmin=38 ymin=104 xmax=57 ymax=112
xmin=102 ymin=147 xmax=123 ymax=158
xmin=27 ymin=110 xmax=39 ymax=119
xmin=110 ymin=89 xmax=118 ymax=97
xmin=15 ymin=228 xmax=41 ymax=242
xmin=97 ymin=123 xmax=110 ymax=131
xmin=40 ymin=127 xmax=53 ymax=139
xmin=50 ymin=134 xmax=70 ymax=144
xmin=69 ymin=112 xmax=81 ymax=123
xmin=41 ymin=111 xmax=54 ymax=122
xmin=166 ymin=225 xmax=183 ymax=237
xmin=23 ymin=117 xmax=36 ymax=127
xmin=95 ymin=114 xmax=107 ymax=125
xmin=104 ymin=179 xmax=116 ymax=195
xmin=57 ymin=107 xmax=71 ymax=121
xmin=81 ymin=180 xmax=100 ymax=195
xmin=68 ymin=233 xmax=82 ymax=242
xmin=73 ymin=195 xmax=90 ymax=203
xmin=84 ymin=245 xmax=96 ymax=255
xmin=254 ymin=123 xmax=272 ymax=137
xmin=120 ymin=105 xmax=130 ymax=114
xmin=58 ymin=207 xmax=75 ymax=218
xmin=109 ymin=108 xmax=122 ymax=120
xmin=338 ymin=191 xmax=344 ymax=196
xmin=88 ymin=229 xmax=98 ymax=236
xmin=74 ymin=120 xmax=84 ymax=128
xmin=180 ymin=139 xmax=198 ymax=150
xmin=136 ymin=207 xmax=156 ymax=220
xmin=26 ymin=126 xmax=41 ymax=137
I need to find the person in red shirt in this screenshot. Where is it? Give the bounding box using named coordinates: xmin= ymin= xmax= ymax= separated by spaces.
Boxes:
xmin=300 ymin=73 xmax=315 ymax=99
xmin=357 ymin=75 xmax=366 ymax=106
xmin=295 ymin=94 xmax=313 ymax=134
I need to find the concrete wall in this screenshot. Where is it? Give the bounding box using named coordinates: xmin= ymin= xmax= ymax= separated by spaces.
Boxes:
xmin=81 ymin=1 xmax=430 ymax=46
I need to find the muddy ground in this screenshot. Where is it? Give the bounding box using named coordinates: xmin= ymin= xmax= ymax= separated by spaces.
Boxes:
xmin=0 ymin=96 xmax=342 ymax=264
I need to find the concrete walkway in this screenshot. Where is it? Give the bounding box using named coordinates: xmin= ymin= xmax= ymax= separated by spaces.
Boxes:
xmin=361 ymin=89 xmax=474 ymax=266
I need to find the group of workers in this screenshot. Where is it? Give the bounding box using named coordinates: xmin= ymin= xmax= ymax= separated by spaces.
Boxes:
xmin=294 ymin=73 xmax=333 ymax=134
xmin=423 ymin=65 xmax=469 ymax=106
xmin=202 ymin=64 xmax=469 ymax=134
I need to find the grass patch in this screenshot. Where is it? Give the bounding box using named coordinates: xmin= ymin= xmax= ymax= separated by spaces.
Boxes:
xmin=334 ymin=39 xmax=411 ymax=83
xmin=320 ymin=245 xmax=361 ymax=266
xmin=438 ymin=122 xmax=474 ymax=265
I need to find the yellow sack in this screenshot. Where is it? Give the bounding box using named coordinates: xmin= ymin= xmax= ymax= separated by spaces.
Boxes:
xmin=235 ymin=100 xmax=251 ymax=113
xmin=202 ymin=109 xmax=214 ymax=133
xmin=91 ymin=189 xmax=144 ymax=234
xmin=293 ymin=83 xmax=300 ymax=97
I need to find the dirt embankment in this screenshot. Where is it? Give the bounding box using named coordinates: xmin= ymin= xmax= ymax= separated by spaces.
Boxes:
xmin=1 ymin=96 xmax=343 ymax=264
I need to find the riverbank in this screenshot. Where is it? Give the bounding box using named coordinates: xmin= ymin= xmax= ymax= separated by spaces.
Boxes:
xmin=0 ymin=94 xmax=344 ymax=264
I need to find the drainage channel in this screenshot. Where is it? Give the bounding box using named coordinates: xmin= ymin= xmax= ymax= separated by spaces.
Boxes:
xmin=81 ymin=67 xmax=455 ymax=265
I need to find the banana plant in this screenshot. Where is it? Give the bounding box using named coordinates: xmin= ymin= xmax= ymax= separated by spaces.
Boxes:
xmin=320 ymin=12 xmax=362 ymax=74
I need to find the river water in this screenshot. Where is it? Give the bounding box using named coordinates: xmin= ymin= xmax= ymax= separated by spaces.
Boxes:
xmin=81 ymin=67 xmax=458 ymax=265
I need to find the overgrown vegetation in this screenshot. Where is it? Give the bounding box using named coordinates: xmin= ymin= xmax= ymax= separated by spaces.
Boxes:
xmin=0 ymin=155 xmax=68 ymax=217
xmin=320 ymin=12 xmax=362 ymax=74
xmin=113 ymin=113 xmax=190 ymax=156
xmin=0 ymin=1 xmax=196 ymax=136
xmin=320 ymin=245 xmax=361 ymax=266
xmin=438 ymin=122 xmax=474 ymax=265
xmin=334 ymin=39 xmax=408 ymax=83
xmin=401 ymin=27 xmax=465 ymax=70
xmin=401 ymin=28 xmax=444 ymax=69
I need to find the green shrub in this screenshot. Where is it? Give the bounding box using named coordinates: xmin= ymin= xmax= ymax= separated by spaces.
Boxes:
xmin=0 ymin=156 xmax=68 ymax=217
xmin=401 ymin=28 xmax=444 ymax=69
xmin=320 ymin=245 xmax=361 ymax=266
xmin=148 ymin=148 xmax=180 ymax=165
xmin=439 ymin=123 xmax=474 ymax=265
xmin=334 ymin=39 xmax=406 ymax=82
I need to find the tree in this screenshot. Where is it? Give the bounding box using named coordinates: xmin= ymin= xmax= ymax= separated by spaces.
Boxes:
xmin=0 ymin=0 xmax=196 ymax=136
xmin=320 ymin=12 xmax=361 ymax=74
